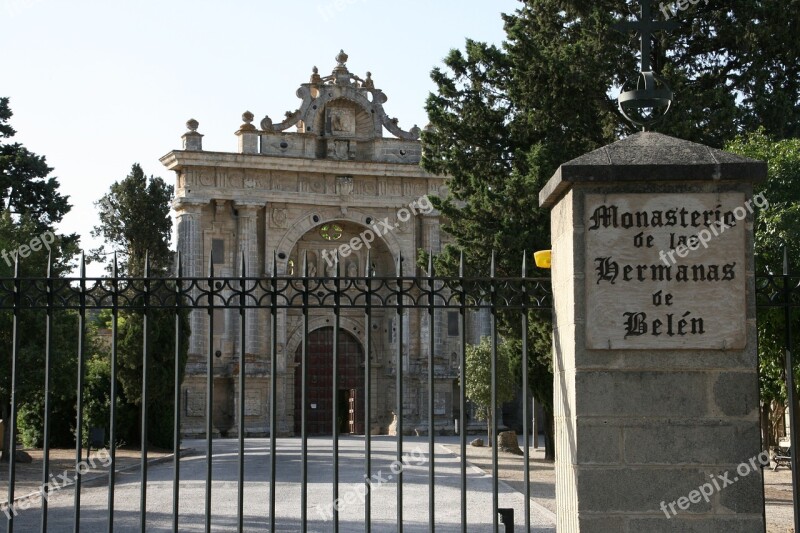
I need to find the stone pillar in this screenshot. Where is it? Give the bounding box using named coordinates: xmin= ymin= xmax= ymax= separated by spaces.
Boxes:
xmin=174 ymin=199 xmax=207 ymax=358
xmin=421 ymin=215 xmax=445 ymax=358
xmin=539 ymin=132 xmax=767 ymax=532
xmin=236 ymin=202 xmax=263 ymax=356
xmin=236 ymin=111 xmax=259 ymax=154
xmin=182 ymin=119 xmax=203 ymax=151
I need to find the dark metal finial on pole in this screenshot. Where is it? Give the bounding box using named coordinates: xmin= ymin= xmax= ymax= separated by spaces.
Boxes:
xmin=613 ymin=0 xmax=678 ymax=130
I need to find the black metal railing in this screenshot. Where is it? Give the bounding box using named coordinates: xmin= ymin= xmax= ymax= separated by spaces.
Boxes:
xmin=0 ymin=250 xmax=552 ymax=533
xmin=756 ymin=250 xmax=800 ymax=533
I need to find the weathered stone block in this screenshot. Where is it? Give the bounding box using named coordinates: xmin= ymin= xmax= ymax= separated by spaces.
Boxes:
xmin=623 ymin=421 xmax=761 ymax=465
xmin=718 ymin=469 xmax=765 ymax=514
xmin=577 ymin=468 xmax=711 ymax=513
xmin=575 ymin=421 xmax=621 ymax=464
xmin=576 ymin=515 xmax=624 ymax=533
xmin=713 ymin=371 xmax=760 ymax=417
xmin=575 ymin=371 xmax=708 ymax=417
xmin=627 ymin=517 xmax=765 ymax=532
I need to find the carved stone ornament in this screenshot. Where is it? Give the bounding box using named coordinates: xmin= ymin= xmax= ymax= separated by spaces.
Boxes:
xmin=240 ymin=111 xmax=257 ymax=132
xmin=272 ymin=208 xmax=288 ymax=228
xmin=332 ymin=139 xmax=351 ymax=160
xmin=336 ymin=176 xmax=354 ymax=196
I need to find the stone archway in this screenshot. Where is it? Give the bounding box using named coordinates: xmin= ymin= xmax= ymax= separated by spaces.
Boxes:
xmin=293 ymin=327 xmax=365 ymax=436
xmin=275 ymin=210 xmax=404 ymax=275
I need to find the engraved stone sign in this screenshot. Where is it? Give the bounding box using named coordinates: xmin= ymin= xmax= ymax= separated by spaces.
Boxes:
xmin=585 ymin=192 xmax=747 ymax=350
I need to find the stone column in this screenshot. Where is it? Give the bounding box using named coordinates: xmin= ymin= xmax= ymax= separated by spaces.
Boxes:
xmin=421 ymin=215 xmax=446 ymax=359
xmin=539 ymin=132 xmax=767 ymax=532
xmin=174 ymin=199 xmax=207 ymax=358
xmin=236 ymin=202 xmax=263 ymax=357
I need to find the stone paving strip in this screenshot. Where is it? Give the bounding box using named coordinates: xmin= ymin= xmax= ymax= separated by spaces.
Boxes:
xmin=0 ymin=437 xmax=556 ymax=532
xmin=3 ymin=436 xmax=794 ymax=532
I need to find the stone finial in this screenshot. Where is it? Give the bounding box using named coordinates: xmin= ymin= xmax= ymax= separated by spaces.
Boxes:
xmin=260 ymin=115 xmax=273 ymax=131
xmin=239 ymin=111 xmax=256 ymax=132
xmin=236 ymin=111 xmax=258 ymax=153
xmin=332 ymin=50 xmax=354 ymax=86
xmin=182 ymin=118 xmax=203 ymax=151
xmin=410 ymin=125 xmax=422 ymax=138
xmin=335 ymin=49 xmax=349 ymax=67
xmin=310 ymin=66 xmax=322 ymax=84
xmin=364 ymin=71 xmax=375 ymax=89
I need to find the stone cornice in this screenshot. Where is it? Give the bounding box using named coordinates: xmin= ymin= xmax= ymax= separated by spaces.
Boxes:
xmin=234 ymin=201 xmax=265 ymax=212
xmin=160 ymin=150 xmax=441 ymax=180
xmin=172 ymin=198 xmax=208 ymax=212
xmin=540 ymin=132 xmax=767 ymax=209
xmin=174 ymin=193 xmax=437 ymax=210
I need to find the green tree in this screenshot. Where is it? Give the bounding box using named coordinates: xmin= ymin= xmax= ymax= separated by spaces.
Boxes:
xmin=422 ymin=0 xmax=800 ymax=461
xmin=726 ymin=131 xmax=800 ymax=450
xmin=0 ymin=98 xmax=80 ymax=458
xmin=92 ymin=164 xmax=188 ymax=448
xmin=0 ymin=98 xmax=72 ymax=230
xmin=465 ymin=337 xmax=516 ymax=446
xmin=80 ymin=312 xmax=138 ymax=448
xmin=91 ymin=163 xmax=173 ymax=276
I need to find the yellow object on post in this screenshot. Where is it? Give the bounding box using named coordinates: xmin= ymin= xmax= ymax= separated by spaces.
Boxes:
xmin=534 ymin=250 xmax=551 ymax=269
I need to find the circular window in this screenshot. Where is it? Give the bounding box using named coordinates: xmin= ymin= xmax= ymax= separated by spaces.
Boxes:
xmin=320 ymin=223 xmax=343 ymax=241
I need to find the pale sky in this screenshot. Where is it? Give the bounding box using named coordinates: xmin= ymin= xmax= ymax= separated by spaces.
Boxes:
xmin=1 ymin=0 xmax=520 ymax=274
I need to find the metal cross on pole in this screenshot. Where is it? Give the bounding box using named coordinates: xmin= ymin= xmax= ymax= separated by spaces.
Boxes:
xmin=613 ymin=0 xmax=678 ymax=73
xmin=613 ymin=0 xmax=679 ymax=130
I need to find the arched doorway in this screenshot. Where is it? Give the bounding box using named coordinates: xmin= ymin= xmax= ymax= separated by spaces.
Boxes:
xmin=294 ymin=327 xmax=365 ymax=435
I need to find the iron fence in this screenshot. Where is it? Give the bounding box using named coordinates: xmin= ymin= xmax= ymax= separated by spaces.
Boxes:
xmin=755 ymin=250 xmax=800 ymax=533
xmin=0 ymin=251 xmax=552 ymax=532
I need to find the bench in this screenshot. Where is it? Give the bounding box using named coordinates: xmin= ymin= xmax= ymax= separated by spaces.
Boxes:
xmin=773 ymin=446 xmax=791 ymax=471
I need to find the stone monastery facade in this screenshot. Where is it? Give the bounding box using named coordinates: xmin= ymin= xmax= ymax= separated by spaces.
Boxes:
xmin=161 ymin=51 xmax=489 ymax=437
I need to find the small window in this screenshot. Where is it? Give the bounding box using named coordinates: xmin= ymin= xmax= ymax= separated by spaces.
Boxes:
xmin=211 ymin=239 xmax=225 ymax=264
xmin=447 ymin=312 xmax=459 ymax=337
xmin=320 ymin=223 xmax=343 ymax=241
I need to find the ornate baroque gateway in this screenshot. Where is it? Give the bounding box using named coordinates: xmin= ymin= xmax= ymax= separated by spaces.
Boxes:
xmin=160 ymin=51 xmax=489 ymax=437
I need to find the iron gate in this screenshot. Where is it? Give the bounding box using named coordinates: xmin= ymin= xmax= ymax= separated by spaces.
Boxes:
xmin=0 ymin=251 xmax=552 ymax=532
xmin=755 ymin=249 xmax=800 ymax=532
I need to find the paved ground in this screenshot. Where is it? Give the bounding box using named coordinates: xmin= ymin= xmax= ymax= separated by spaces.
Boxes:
xmin=2 ymin=437 xmax=556 ymax=532
xmin=765 ymin=463 xmax=796 ymax=533
xmin=0 ymin=447 xmax=173 ymax=497
xmin=442 ymin=437 xmax=556 ymax=517
xmin=3 ymin=436 xmax=797 ymax=531
xmin=448 ymin=437 xmax=796 ymax=533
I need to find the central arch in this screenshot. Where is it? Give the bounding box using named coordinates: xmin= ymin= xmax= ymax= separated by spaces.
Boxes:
xmin=294 ymin=327 xmax=365 ymax=436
